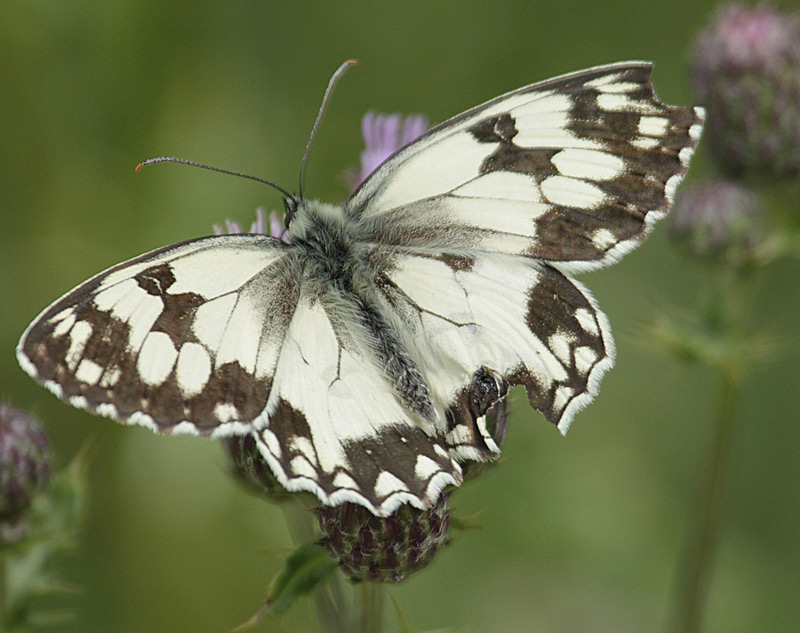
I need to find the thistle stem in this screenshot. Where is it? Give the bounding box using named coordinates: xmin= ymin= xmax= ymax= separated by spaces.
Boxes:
xmin=0 ymin=548 xmax=6 ymax=629
xmin=280 ymin=503 xmax=350 ymax=633
xmin=358 ymin=581 xmax=384 ymax=633
xmin=669 ymin=367 xmax=740 ymax=633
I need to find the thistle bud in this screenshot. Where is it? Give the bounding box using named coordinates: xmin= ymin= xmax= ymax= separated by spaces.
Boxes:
xmin=668 ymin=179 xmax=762 ymax=259
xmin=0 ymin=404 xmax=51 ymax=530
xmin=316 ymin=496 xmax=450 ymax=583
xmin=691 ymin=3 xmax=800 ymax=177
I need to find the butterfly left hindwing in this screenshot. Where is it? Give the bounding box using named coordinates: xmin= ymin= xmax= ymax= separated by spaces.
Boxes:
xmin=18 ymin=62 xmax=704 ymax=517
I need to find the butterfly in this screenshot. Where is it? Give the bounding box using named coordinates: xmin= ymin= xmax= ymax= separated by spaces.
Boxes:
xmin=17 ymin=62 xmax=704 ymax=516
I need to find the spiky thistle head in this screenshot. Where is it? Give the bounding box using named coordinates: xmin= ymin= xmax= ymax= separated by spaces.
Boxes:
xmin=668 ymin=178 xmax=762 ymax=260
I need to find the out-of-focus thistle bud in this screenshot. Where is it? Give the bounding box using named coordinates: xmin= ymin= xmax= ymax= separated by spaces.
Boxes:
xmin=668 ymin=179 xmax=762 ymax=259
xmin=691 ymin=3 xmax=800 ymax=177
xmin=223 ymin=435 xmax=294 ymax=503
xmin=0 ymin=403 xmax=51 ymax=537
xmin=316 ymin=495 xmax=450 ymax=583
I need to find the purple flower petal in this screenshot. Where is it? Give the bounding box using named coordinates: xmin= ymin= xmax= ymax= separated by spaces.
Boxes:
xmin=355 ymin=112 xmax=428 ymax=188
xmin=214 ymin=208 xmax=290 ymax=244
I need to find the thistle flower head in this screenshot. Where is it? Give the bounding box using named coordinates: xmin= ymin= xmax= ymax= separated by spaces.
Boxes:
xmin=691 ymin=3 xmax=800 ymax=177
xmin=316 ymin=495 xmax=450 ymax=583
xmin=668 ymin=178 xmax=762 ymax=259
xmin=0 ymin=403 xmax=51 ymax=529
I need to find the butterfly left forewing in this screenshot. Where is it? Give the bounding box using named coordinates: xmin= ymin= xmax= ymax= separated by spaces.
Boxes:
xmin=349 ymin=62 xmax=703 ymax=271
xmin=17 ymin=234 xmax=297 ymax=436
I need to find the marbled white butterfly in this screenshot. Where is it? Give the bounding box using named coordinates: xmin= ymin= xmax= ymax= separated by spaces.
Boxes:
xmin=18 ymin=62 xmax=704 ymax=516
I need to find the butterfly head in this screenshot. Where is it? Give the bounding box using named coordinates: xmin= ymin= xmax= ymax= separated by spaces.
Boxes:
xmin=283 ymin=194 xmax=302 ymax=227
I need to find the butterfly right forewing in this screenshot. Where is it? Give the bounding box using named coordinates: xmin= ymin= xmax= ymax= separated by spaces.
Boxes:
xmin=349 ymin=62 xmax=704 ymax=272
xmin=347 ymin=62 xmax=702 ymax=444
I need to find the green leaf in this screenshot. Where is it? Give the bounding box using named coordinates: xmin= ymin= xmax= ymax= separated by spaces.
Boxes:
xmin=266 ymin=540 xmax=337 ymax=615
xmin=230 ymin=541 xmax=338 ymax=632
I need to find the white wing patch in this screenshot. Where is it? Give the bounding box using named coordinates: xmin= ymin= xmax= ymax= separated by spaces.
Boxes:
xmin=540 ymin=175 xmax=607 ymax=209
xmin=453 ymin=170 xmax=543 ymax=202
xmin=366 ymin=131 xmax=491 ymax=213
xmin=551 ymin=148 xmax=626 ymax=181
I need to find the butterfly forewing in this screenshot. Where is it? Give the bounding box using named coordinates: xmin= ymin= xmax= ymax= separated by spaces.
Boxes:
xmin=18 ymin=234 xmax=297 ymax=435
xmin=349 ymin=62 xmax=704 ymax=272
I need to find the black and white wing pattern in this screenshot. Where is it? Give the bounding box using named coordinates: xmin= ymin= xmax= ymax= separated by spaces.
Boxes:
xmin=365 ymin=246 xmax=613 ymax=457
xmin=350 ymin=62 xmax=704 ymax=272
xmin=18 ymin=61 xmax=703 ymax=517
xmin=18 ymin=234 xmax=296 ymax=434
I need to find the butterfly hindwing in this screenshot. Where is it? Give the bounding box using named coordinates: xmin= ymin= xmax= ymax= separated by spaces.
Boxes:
xmin=349 ymin=62 xmax=704 ymax=271
xmin=17 ymin=234 xmax=297 ymax=435
xmin=252 ymin=286 xmax=461 ymax=515
xmin=367 ymin=246 xmax=613 ymax=457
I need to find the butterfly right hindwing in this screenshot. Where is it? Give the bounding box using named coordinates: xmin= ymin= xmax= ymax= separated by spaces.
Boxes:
xmin=366 ymin=246 xmax=614 ymax=449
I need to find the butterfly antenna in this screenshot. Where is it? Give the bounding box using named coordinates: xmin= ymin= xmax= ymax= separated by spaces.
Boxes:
xmin=298 ymin=59 xmax=357 ymax=200
xmin=135 ymin=156 xmax=295 ymax=201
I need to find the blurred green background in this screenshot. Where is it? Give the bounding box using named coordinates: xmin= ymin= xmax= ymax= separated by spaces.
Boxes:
xmin=2 ymin=1 xmax=799 ymax=632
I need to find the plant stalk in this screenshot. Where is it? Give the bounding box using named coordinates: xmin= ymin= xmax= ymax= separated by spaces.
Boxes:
xmin=281 ymin=503 xmax=350 ymax=633
xmin=358 ymin=581 xmax=384 ymax=633
xmin=1 ymin=548 xmax=6 ymax=631
xmin=669 ymin=367 xmax=740 ymax=633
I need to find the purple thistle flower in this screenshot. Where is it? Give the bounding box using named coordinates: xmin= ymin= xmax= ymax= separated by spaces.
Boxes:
xmin=1 ymin=403 xmax=51 ymax=541
xmin=353 ymin=112 xmax=428 ymax=189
